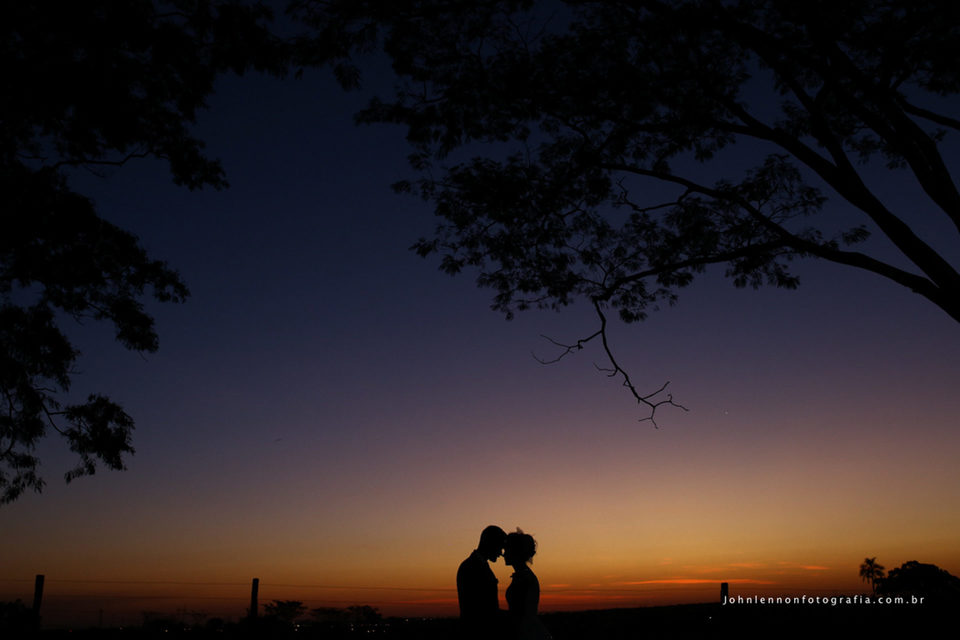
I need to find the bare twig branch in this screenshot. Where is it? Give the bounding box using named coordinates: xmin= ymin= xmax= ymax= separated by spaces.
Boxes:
xmin=592 ymin=300 xmax=688 ymax=427
xmin=51 ymin=150 xmax=155 ymax=171
xmin=530 ymin=303 xmax=688 ymax=427
xmin=532 ymin=330 xmax=602 ymax=364
xmin=41 ymin=403 xmax=67 ymax=436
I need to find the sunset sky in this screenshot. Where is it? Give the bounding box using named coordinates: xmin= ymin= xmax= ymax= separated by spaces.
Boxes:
xmin=2 ymin=60 xmax=959 ymax=627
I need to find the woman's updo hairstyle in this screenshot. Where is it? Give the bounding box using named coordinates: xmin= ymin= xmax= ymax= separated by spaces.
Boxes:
xmin=505 ymin=528 xmax=537 ymax=563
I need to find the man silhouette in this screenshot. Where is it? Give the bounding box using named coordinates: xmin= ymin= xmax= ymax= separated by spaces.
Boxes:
xmin=457 ymin=525 xmax=507 ymax=639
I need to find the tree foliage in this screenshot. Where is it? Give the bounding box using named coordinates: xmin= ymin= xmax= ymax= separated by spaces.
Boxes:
xmin=877 ymin=560 xmax=960 ymax=605
xmin=294 ymin=0 xmax=960 ymax=422
xmin=1 ymin=1 xmax=287 ymax=503
xmin=263 ymin=600 xmax=307 ymax=625
xmin=859 ymin=556 xmax=885 ymax=593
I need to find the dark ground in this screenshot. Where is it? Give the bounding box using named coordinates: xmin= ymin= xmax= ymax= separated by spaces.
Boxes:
xmin=18 ymin=601 xmax=950 ymax=639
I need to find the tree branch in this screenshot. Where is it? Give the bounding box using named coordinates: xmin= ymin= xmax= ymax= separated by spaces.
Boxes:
xmin=531 ymin=331 xmax=602 ymax=364
xmin=532 ymin=304 xmax=688 ymax=426
xmin=592 ymin=300 xmax=687 ymax=427
xmin=51 ymin=150 xmax=154 ymax=171
xmin=897 ymin=98 xmax=960 ymax=132
xmin=599 ymin=159 xmax=960 ymax=322
xmin=596 ymin=241 xmax=791 ymax=303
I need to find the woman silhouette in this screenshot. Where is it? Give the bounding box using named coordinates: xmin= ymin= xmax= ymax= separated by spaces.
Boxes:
xmin=504 ymin=529 xmax=552 ymax=640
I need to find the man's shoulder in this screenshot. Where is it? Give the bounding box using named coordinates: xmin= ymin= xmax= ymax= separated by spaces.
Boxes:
xmin=458 ymin=551 xmax=481 ymax=574
xmin=458 ymin=551 xmax=496 ymax=583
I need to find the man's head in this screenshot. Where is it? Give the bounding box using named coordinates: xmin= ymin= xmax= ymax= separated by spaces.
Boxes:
xmin=477 ymin=525 xmax=507 ymax=562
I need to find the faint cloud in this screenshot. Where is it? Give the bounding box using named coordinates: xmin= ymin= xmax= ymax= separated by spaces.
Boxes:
xmin=682 ymin=566 xmax=725 ymax=574
xmin=614 ymin=578 xmax=775 ymax=586
xmin=774 ymin=561 xmax=831 ymax=571
xmin=681 ymin=563 xmax=765 ymax=574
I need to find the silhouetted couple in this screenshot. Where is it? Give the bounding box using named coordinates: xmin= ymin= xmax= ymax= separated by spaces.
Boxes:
xmin=457 ymin=525 xmax=552 ymax=640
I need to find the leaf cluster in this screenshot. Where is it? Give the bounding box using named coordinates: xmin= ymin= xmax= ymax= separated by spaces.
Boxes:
xmin=293 ymin=0 xmax=960 ymax=422
xmin=298 ymin=0 xmax=960 ymax=324
xmin=1 ymin=1 xmax=288 ymax=503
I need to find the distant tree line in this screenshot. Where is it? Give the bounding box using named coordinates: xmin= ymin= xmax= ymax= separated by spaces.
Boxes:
xmin=860 ymin=557 xmax=960 ymax=605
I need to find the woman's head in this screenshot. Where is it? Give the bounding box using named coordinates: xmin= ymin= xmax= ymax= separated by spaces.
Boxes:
xmin=503 ymin=528 xmax=536 ymax=565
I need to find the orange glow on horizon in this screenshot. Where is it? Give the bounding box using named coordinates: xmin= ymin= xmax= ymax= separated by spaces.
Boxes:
xmin=613 ymin=579 xmax=775 ymax=586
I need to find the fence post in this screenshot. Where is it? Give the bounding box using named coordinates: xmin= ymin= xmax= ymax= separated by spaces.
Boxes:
xmin=32 ymin=574 xmax=45 ymax=631
xmin=249 ymin=578 xmax=260 ymax=619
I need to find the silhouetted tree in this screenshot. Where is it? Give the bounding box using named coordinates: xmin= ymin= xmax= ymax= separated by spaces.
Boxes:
xmin=859 ymin=557 xmax=885 ymax=593
xmin=310 ymin=606 xmax=345 ymax=623
xmin=877 ymin=560 xmax=960 ymax=606
xmin=345 ymin=604 xmax=383 ymax=624
xmin=263 ymin=600 xmax=307 ymax=626
xmin=1 ymin=1 xmax=287 ymax=503
xmin=0 ymin=600 xmax=36 ymax=634
xmin=294 ymin=0 xmax=960 ymax=422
